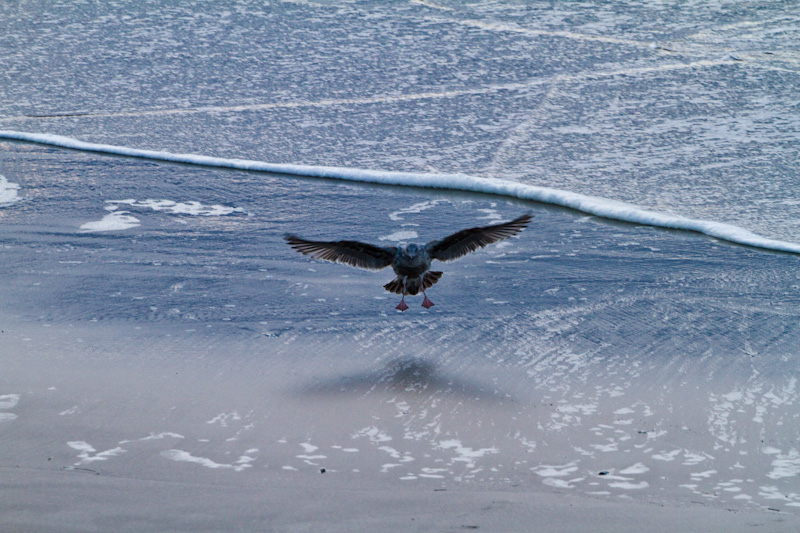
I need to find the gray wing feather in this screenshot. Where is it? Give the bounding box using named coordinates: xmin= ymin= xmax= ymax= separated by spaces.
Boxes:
xmin=285 ymin=235 xmax=396 ymax=271
xmin=425 ymin=213 xmax=533 ymax=262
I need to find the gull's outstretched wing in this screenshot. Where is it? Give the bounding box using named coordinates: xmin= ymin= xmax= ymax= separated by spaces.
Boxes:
xmin=425 ymin=213 xmax=533 ymax=262
xmin=285 ymin=235 xmax=396 ymax=271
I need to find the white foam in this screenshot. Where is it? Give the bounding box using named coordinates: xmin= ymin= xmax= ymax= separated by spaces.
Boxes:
xmin=389 ymin=200 xmax=446 ymax=221
xmin=767 ymin=449 xmax=800 ymax=479
xmin=609 ymin=481 xmax=649 ymax=490
xmin=619 ymin=463 xmax=650 ymax=475
xmin=543 ymin=477 xmax=581 ymax=489
xmin=79 ymin=211 xmax=140 ymax=232
xmin=160 ymin=449 xmax=253 ymax=471
xmin=118 ymin=432 xmax=184 ymax=444
xmin=297 ymin=454 xmax=327 ymax=463
xmin=109 ymin=199 xmax=244 ymax=216
xmin=682 ymin=452 xmax=711 ymax=466
xmin=379 ymin=230 xmax=419 ymax=242
xmin=0 ymin=175 xmax=20 ymax=205
xmin=378 ymin=446 xmax=401 ymax=459
xmin=4 ymin=130 xmax=800 ymax=254
xmin=0 ymin=394 xmax=20 ymax=410
xmin=353 ymin=426 xmax=393 ymax=443
xmin=206 ymin=411 xmax=241 ymax=427
xmin=67 ymin=441 xmax=96 ymax=454
xmin=437 ymin=439 xmax=498 ymax=469
xmin=420 ymin=467 xmax=448 ymax=478
xmin=332 ymin=445 xmax=360 ymax=453
xmin=690 ymin=469 xmax=718 ymax=479
xmin=652 ymin=449 xmax=682 ymax=461
xmin=67 ymin=441 xmax=126 ymax=463
xmin=533 ymin=461 xmax=580 ymax=477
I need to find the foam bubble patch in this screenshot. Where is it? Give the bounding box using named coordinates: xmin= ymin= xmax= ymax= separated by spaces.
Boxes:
xmin=0 ymin=175 xmax=20 ymax=206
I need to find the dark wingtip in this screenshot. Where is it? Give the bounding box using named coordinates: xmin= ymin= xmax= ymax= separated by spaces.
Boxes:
xmin=513 ymin=212 xmax=534 ymax=229
xmin=284 ymin=234 xmax=306 ymax=251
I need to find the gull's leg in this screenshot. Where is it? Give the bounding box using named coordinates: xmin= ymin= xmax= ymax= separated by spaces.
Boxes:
xmin=421 ymin=277 xmax=434 ymax=309
xmin=396 ymin=277 xmax=409 ymax=311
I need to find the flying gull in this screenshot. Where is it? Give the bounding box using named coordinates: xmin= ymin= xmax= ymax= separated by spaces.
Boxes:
xmin=285 ymin=212 xmax=532 ymax=311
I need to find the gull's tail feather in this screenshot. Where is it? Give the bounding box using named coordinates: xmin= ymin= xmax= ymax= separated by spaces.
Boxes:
xmin=422 ymin=271 xmax=442 ymax=290
xmin=384 ymin=277 xmax=404 ymax=294
xmin=384 ymin=272 xmax=443 ymax=295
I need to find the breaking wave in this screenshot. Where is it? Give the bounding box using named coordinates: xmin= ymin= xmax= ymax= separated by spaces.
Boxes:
xmin=2 ymin=129 xmax=799 ymax=254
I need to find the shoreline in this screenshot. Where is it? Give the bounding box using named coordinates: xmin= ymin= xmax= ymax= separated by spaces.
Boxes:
xmin=4 ymin=130 xmax=800 ymax=255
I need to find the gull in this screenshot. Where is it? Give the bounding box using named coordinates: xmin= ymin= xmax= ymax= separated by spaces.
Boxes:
xmin=284 ymin=212 xmax=532 ymax=311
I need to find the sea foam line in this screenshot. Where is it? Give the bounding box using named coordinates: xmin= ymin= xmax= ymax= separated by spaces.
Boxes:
xmin=2 ymin=129 xmax=799 ymax=254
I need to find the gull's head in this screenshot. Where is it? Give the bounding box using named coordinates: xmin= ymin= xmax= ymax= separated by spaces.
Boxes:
xmin=404 ymin=243 xmax=422 ymax=258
